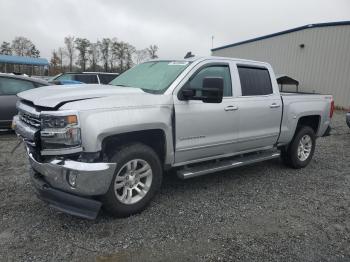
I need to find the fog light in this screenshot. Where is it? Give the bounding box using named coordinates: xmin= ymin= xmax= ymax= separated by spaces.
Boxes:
xmin=68 ymin=171 xmax=78 ymax=187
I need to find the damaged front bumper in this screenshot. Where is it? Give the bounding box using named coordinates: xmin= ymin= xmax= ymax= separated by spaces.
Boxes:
xmin=27 ymin=149 xmax=116 ymax=219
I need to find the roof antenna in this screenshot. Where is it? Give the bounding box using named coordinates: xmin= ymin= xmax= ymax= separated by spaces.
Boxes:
xmin=184 ymin=52 xmax=195 ymax=59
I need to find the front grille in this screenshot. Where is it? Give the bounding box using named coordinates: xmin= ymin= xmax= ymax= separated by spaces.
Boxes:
xmin=19 ymin=112 xmax=41 ymax=128
xmin=16 ymin=101 xmax=42 ymax=155
xmin=17 ymin=100 xmax=42 ymax=130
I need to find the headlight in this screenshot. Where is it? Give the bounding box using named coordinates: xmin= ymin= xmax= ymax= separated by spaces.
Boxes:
xmin=41 ymin=115 xmax=78 ymax=129
xmin=40 ymin=113 xmax=81 ymax=150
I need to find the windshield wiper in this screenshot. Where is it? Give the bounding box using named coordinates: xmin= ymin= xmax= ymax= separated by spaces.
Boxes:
xmin=141 ymin=88 xmax=161 ymax=94
xmin=115 ymin=84 xmax=130 ymax=87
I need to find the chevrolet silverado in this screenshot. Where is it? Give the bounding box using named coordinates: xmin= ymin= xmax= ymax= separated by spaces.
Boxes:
xmin=13 ymin=57 xmax=334 ymax=219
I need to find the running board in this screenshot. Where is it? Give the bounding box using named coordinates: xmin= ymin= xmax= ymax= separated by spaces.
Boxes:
xmin=177 ymin=150 xmax=280 ymax=179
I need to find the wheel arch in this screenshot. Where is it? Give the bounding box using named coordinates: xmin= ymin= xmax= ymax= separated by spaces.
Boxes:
xmin=295 ymin=115 xmax=321 ymax=134
xmin=101 ymin=129 xmax=169 ymax=166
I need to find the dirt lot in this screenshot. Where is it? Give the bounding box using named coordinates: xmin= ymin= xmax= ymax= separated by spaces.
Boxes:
xmin=0 ymin=112 xmax=350 ymax=262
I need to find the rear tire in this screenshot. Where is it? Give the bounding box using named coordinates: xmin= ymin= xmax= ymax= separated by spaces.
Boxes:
xmin=281 ymin=126 xmax=316 ymax=169
xmin=102 ymin=143 xmax=162 ymax=217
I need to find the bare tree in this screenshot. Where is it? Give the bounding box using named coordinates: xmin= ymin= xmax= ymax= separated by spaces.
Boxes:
xmin=134 ymin=49 xmax=149 ymax=64
xmin=11 ymin=37 xmax=31 ymax=56
xmin=50 ymin=49 xmax=61 ymax=75
xmin=57 ymin=47 xmax=64 ymax=71
xmin=75 ymin=38 xmax=90 ymax=71
xmin=88 ymin=42 xmax=100 ymax=71
xmin=109 ymin=38 xmax=118 ymax=72
xmin=146 ymin=44 xmax=159 ymax=59
xmin=64 ymin=36 xmax=75 ymax=71
xmin=125 ymin=44 xmax=135 ymax=70
xmin=0 ymin=41 xmax=12 ymax=55
xmin=11 ymin=36 xmax=40 ymax=57
xmin=98 ymin=38 xmax=111 ymax=72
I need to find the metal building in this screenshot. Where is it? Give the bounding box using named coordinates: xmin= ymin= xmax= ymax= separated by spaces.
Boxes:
xmin=211 ymin=21 xmax=350 ymax=108
xmin=0 ymin=54 xmax=49 ymax=76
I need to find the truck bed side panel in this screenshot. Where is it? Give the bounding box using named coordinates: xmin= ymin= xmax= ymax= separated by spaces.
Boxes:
xmin=278 ymin=94 xmax=332 ymax=145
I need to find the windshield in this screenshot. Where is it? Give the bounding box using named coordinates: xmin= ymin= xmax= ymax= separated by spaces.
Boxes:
xmin=109 ymin=61 xmax=190 ymax=93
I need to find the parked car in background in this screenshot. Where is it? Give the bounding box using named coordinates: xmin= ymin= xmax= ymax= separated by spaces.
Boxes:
xmin=50 ymin=72 xmax=119 ymax=85
xmin=0 ymin=74 xmax=49 ymax=129
xmin=346 ymin=112 xmax=350 ymax=128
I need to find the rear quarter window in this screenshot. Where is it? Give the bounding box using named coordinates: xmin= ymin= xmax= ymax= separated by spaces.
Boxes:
xmin=98 ymin=74 xmax=118 ymax=84
xmin=238 ymin=66 xmax=273 ymax=96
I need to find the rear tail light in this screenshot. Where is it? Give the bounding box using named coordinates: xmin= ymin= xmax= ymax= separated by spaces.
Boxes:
xmin=329 ymin=99 xmax=334 ymax=118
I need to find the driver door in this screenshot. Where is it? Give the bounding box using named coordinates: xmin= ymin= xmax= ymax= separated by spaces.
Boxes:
xmin=173 ymin=62 xmax=239 ymax=164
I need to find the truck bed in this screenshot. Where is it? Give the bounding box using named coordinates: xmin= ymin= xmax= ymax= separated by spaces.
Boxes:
xmin=278 ymin=92 xmax=333 ymax=145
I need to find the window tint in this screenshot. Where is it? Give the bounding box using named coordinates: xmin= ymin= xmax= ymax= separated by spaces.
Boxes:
xmin=189 ymin=65 xmax=232 ymax=97
xmin=74 ymin=74 xmax=99 ymax=84
xmin=0 ymin=77 xmax=35 ymax=95
xmin=99 ymin=74 xmax=118 ymax=84
xmin=238 ymin=66 xmax=273 ymax=96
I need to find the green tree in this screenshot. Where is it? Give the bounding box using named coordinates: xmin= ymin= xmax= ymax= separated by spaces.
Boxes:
xmin=0 ymin=41 xmax=12 ymax=55
xmin=29 ymin=45 xmax=40 ymax=58
xmin=111 ymin=40 xmax=135 ymax=73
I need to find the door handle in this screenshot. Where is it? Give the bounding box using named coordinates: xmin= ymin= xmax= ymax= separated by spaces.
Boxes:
xmin=270 ymin=103 xmax=280 ymax=108
xmin=224 ymin=105 xmax=239 ymax=111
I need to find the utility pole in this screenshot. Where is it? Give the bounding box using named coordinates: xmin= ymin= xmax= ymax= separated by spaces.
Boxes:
xmin=211 ymin=36 xmax=214 ymax=49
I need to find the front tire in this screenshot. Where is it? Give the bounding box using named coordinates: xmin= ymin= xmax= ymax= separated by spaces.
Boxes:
xmin=102 ymin=143 xmax=162 ymax=217
xmin=281 ymin=126 xmax=316 ymax=169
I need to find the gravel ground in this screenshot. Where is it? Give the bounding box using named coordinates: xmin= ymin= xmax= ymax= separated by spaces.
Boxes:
xmin=0 ymin=111 xmax=350 ymax=262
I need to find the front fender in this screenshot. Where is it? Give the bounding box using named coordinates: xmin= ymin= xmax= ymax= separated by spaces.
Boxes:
xmin=78 ymin=105 xmax=174 ymax=164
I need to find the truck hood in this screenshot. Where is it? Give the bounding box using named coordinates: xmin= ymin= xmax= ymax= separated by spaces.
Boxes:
xmin=17 ymin=84 xmax=146 ymax=108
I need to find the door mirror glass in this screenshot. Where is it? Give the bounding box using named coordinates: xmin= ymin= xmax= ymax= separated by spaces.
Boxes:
xmin=201 ymin=77 xmax=223 ymax=103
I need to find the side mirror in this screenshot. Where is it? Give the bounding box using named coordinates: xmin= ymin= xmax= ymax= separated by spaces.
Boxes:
xmin=180 ymin=77 xmax=224 ymax=103
xmin=201 ymin=77 xmax=224 ymax=103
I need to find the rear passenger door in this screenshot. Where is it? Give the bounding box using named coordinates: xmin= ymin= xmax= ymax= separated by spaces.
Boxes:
xmin=233 ymin=64 xmax=282 ymax=151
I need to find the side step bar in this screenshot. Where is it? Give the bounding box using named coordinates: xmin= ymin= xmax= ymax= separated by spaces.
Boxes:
xmin=177 ymin=150 xmax=280 ymax=179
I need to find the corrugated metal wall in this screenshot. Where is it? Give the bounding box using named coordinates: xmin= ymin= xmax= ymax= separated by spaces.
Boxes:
xmin=212 ymin=26 xmax=350 ymax=108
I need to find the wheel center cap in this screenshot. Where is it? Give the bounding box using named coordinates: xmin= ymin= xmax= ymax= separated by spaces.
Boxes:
xmin=127 ymin=174 xmax=136 ymax=183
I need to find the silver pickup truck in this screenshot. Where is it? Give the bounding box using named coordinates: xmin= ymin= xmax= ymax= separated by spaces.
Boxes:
xmin=13 ymin=57 xmax=334 ymax=219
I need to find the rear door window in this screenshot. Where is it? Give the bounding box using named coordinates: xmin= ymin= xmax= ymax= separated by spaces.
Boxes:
xmin=237 ymin=66 xmax=273 ymax=96
xmin=0 ymin=77 xmax=36 ymax=95
xmin=74 ymin=74 xmax=99 ymax=84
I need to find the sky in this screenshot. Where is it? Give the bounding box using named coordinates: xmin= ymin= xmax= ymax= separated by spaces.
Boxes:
xmin=0 ymin=0 xmax=349 ymax=61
